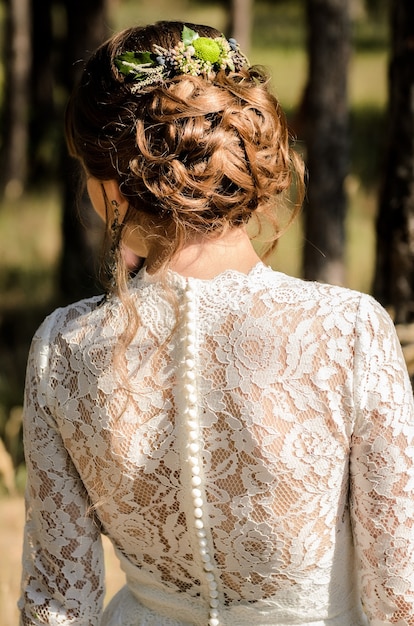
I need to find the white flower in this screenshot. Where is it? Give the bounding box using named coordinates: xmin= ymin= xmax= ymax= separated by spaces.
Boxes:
xmin=280 ymin=418 xmax=345 ymax=484
xmin=214 ymin=316 xmax=281 ymax=393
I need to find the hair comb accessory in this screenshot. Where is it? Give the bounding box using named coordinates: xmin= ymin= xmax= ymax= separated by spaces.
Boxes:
xmin=114 ymin=26 xmax=248 ymax=92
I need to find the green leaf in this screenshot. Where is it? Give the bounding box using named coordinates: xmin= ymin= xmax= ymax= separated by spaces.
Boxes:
xmin=182 ymin=26 xmax=199 ymax=46
xmin=114 ymin=51 xmax=153 ymax=76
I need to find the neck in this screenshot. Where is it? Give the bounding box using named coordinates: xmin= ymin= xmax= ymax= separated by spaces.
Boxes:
xmin=147 ymin=227 xmax=262 ymax=279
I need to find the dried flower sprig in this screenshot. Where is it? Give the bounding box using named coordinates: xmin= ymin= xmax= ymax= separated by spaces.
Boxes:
xmin=114 ymin=26 xmax=248 ymax=92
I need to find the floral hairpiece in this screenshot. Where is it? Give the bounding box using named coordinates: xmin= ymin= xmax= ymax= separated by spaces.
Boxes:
xmin=114 ymin=25 xmax=248 ymax=92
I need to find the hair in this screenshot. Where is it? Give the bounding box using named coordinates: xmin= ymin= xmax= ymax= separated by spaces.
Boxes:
xmin=64 ymin=20 xmax=305 ymax=425
xmin=65 ymin=20 xmax=305 ymax=291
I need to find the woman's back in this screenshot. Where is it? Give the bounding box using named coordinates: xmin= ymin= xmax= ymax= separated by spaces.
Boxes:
xmin=21 ymin=263 xmax=414 ymax=624
xmin=19 ymin=20 xmax=414 ymax=625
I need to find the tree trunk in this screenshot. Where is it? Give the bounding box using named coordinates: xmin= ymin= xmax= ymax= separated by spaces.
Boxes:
xmin=302 ymin=0 xmax=350 ymax=285
xmin=29 ymin=0 xmax=55 ymax=185
xmin=0 ymin=0 xmax=31 ymax=198
xmin=373 ymin=0 xmax=414 ymax=324
xmin=230 ymin=0 xmax=253 ymax=55
xmin=59 ymin=0 xmax=109 ymax=301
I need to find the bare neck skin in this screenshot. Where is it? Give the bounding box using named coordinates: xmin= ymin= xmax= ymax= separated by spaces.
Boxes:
xmin=86 ymin=178 xmax=262 ymax=281
xmin=150 ymin=227 xmax=262 ymax=280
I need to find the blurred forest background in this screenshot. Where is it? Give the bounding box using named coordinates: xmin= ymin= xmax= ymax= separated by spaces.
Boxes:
xmin=0 ymin=0 xmax=414 ymax=496
xmin=1 ymin=0 xmax=414 ymax=623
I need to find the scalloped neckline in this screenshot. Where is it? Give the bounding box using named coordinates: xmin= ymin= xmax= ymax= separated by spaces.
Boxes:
xmin=139 ymin=261 xmax=268 ymax=287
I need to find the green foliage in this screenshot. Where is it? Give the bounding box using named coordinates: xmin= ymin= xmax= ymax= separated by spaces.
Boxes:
xmin=355 ymin=0 xmax=389 ymax=50
xmin=182 ymin=25 xmax=199 ymax=45
xmin=115 ymin=51 xmax=154 ymax=77
xmin=253 ymin=1 xmax=306 ymax=50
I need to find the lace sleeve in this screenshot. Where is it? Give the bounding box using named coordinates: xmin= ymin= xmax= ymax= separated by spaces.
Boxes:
xmin=19 ymin=313 xmax=105 ymax=625
xmin=350 ymin=295 xmax=414 ymax=625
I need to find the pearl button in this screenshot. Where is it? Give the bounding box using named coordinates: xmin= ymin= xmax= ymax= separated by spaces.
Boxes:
xmin=183 ymin=283 xmax=220 ymax=625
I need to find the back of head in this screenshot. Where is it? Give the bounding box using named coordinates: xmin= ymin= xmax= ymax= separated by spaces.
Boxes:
xmin=65 ymin=20 xmax=304 ymax=261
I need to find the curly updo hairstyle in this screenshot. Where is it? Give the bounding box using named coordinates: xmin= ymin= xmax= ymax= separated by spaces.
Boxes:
xmin=65 ymin=20 xmax=304 ymax=288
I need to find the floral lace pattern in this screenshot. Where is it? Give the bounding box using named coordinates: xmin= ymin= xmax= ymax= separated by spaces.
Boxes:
xmin=19 ymin=263 xmax=414 ymax=625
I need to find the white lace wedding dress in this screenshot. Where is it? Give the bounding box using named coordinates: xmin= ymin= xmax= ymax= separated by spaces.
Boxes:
xmin=19 ymin=263 xmax=414 ymax=625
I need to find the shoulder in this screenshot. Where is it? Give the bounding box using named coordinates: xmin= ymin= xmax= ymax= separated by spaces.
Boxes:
xmin=35 ymin=296 xmax=102 ymax=337
xmin=255 ymin=265 xmax=395 ymax=337
xmin=258 ymin=264 xmax=364 ymax=311
xmin=33 ymin=295 xmax=104 ymax=345
xmin=24 ymin=296 xmax=105 ymax=404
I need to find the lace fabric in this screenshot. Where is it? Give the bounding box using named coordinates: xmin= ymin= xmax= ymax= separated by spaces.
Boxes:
xmin=19 ymin=263 xmax=414 ymax=625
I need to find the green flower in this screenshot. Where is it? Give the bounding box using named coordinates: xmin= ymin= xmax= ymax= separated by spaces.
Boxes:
xmin=192 ymin=38 xmax=221 ymax=64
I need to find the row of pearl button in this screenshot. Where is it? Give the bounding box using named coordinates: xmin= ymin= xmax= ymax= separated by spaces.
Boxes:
xmin=183 ymin=284 xmax=220 ymax=626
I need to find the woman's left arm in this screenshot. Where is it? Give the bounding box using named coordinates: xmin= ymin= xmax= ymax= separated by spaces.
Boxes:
xmin=19 ymin=317 xmax=105 ymax=625
xmin=350 ymin=295 xmax=414 ymax=625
